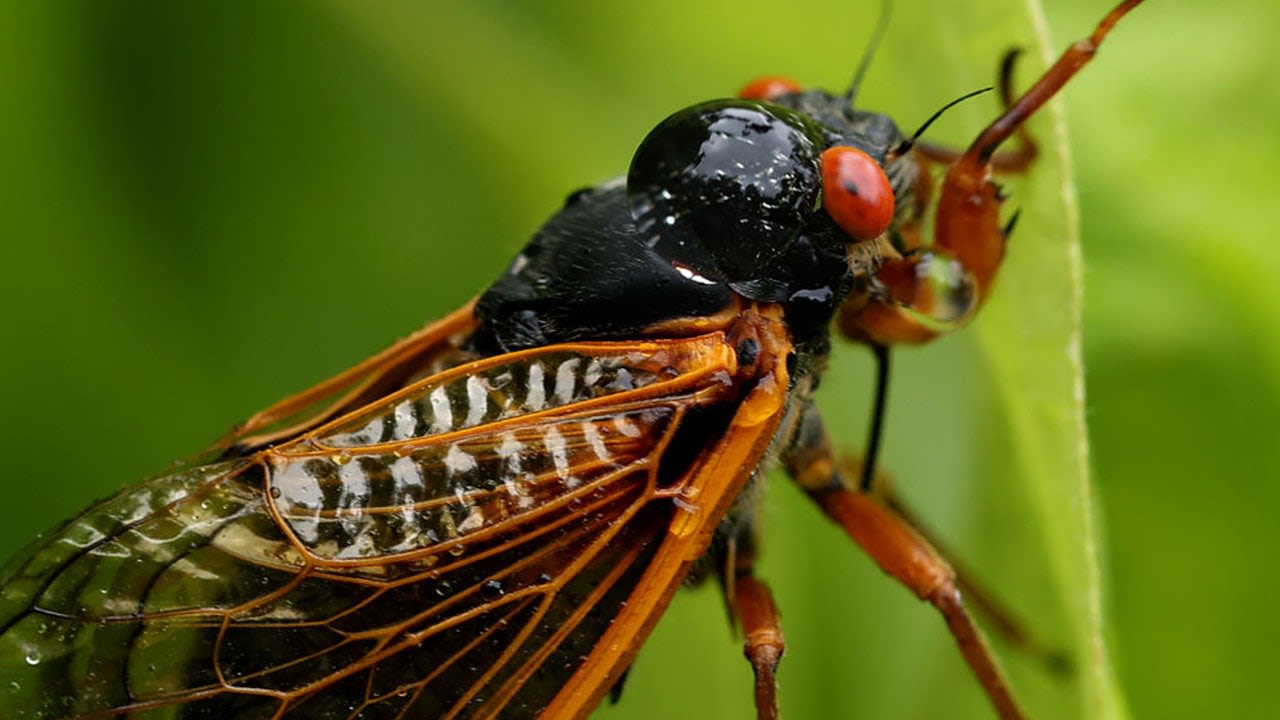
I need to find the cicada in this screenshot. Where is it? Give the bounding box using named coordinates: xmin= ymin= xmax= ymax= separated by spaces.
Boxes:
xmin=0 ymin=2 xmax=1145 ymax=718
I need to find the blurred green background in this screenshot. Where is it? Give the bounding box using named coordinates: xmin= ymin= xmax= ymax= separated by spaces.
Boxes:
xmin=0 ymin=1 xmax=1275 ymax=718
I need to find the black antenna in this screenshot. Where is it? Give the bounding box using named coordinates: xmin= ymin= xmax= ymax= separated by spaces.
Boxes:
xmin=859 ymin=344 xmax=891 ymax=493
xmin=843 ymin=0 xmax=893 ymax=106
xmin=891 ymin=86 xmax=993 ymax=156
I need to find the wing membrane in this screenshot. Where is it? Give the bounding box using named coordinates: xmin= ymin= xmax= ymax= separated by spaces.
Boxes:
xmin=0 ymin=333 xmax=744 ymax=720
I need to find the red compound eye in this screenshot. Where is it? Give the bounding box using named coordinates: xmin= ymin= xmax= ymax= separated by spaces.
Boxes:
xmin=737 ymin=76 xmax=802 ymax=101
xmin=821 ymin=146 xmax=895 ymax=242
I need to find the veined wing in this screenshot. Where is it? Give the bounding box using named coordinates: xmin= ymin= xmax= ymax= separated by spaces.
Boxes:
xmin=0 ymin=332 xmax=750 ymax=720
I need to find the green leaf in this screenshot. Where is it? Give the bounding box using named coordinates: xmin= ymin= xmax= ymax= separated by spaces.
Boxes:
xmin=968 ymin=3 xmax=1130 ymax=717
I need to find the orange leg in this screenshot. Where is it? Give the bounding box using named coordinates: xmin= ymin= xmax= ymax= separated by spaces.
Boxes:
xmin=731 ymin=572 xmax=785 ymax=720
xmin=721 ymin=529 xmax=786 ymax=720
xmin=808 ymin=489 xmax=1024 ymax=719
xmin=880 ymin=484 xmax=1070 ymax=674
xmin=783 ymin=404 xmax=1025 ymax=720
xmin=828 ymin=398 xmax=1068 ymax=676
xmin=814 ymin=487 xmax=1024 ymax=719
xmin=845 ymin=0 xmax=1147 ymax=346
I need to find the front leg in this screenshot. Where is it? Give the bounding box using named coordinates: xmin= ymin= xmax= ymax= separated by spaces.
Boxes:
xmin=843 ymin=0 xmax=1145 ymax=347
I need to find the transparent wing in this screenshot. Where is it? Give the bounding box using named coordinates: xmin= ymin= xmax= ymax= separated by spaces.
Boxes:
xmin=0 ymin=333 xmax=744 ymax=720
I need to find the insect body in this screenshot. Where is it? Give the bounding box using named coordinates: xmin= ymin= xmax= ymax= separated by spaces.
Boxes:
xmin=0 ymin=2 xmax=1145 ymax=718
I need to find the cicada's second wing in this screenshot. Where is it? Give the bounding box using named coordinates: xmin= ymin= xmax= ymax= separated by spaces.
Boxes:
xmin=0 ymin=332 xmax=754 ymax=720
xmin=0 ymin=457 xmax=267 ymax=718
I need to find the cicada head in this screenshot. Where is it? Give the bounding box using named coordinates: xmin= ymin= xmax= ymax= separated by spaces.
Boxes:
xmin=621 ymin=87 xmax=922 ymax=345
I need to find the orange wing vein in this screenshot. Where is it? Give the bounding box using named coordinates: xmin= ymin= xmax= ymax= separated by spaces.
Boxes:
xmin=0 ymin=329 xmax=785 ymax=720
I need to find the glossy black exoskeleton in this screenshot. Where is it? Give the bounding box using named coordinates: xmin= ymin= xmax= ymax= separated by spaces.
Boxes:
xmin=472 ymin=90 xmax=919 ymax=355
